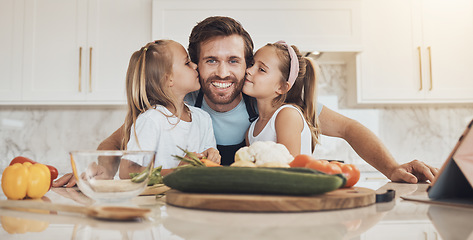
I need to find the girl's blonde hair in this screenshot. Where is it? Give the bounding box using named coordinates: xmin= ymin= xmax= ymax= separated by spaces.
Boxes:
xmin=268 ymin=43 xmax=321 ymax=151
xmin=122 ymin=40 xmax=178 ymax=149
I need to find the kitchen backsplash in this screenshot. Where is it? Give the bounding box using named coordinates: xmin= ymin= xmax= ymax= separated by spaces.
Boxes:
xmin=1 ymin=63 xmax=472 ymax=175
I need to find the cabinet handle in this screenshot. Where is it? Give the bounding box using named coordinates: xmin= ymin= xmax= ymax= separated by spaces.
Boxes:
xmin=427 ymin=46 xmax=433 ymax=91
xmin=417 ymin=46 xmax=423 ymax=91
xmin=89 ymin=47 xmax=93 ymax=92
xmin=79 ymin=47 xmax=82 ymax=92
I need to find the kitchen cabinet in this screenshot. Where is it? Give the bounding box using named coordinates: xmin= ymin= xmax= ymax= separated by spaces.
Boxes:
xmin=152 ymin=0 xmax=362 ymax=52
xmin=9 ymin=0 xmax=151 ymax=104
xmin=357 ymin=0 xmax=473 ymax=104
xmin=0 ymin=0 xmax=23 ymax=101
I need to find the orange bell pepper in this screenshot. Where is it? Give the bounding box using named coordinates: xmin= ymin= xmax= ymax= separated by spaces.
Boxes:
xmin=1 ymin=162 xmax=51 ymax=200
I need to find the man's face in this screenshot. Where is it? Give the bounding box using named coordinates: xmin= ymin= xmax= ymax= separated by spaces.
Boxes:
xmin=198 ymin=35 xmax=246 ymax=106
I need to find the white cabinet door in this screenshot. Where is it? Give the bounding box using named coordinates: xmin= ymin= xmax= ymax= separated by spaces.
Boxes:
xmin=22 ymin=0 xmax=88 ymax=102
xmin=0 ymin=0 xmax=24 ymax=101
xmin=421 ymin=0 xmax=473 ymax=101
xmin=359 ymin=0 xmax=423 ymax=103
xmin=358 ymin=0 xmax=473 ymax=104
xmin=20 ymin=0 xmax=151 ymax=104
xmin=86 ymin=0 xmax=152 ymax=103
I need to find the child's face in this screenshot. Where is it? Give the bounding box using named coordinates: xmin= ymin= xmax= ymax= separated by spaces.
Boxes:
xmin=243 ymin=46 xmax=285 ymax=100
xmin=169 ymin=42 xmax=200 ymax=97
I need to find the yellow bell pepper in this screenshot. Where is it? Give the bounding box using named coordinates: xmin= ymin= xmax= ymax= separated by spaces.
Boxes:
xmin=1 ymin=162 xmax=51 ymax=199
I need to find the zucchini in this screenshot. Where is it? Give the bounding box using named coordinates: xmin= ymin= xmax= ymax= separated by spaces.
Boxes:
xmin=163 ymin=167 xmax=345 ymax=195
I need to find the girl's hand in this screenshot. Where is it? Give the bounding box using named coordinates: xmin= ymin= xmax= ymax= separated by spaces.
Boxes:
xmin=201 ymin=148 xmax=221 ymax=164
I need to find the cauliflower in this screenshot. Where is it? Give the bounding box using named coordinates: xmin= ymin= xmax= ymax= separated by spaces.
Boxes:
xmin=234 ymin=141 xmax=294 ymax=167
xmin=230 ymin=160 xmax=257 ymax=167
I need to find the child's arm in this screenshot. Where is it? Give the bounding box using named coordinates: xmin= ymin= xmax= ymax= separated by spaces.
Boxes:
xmin=275 ymin=107 xmax=305 ymax=157
xmin=198 ymin=110 xmax=220 ymax=163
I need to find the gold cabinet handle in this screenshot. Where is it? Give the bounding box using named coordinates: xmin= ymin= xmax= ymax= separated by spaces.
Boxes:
xmin=79 ymin=47 xmax=82 ymax=92
xmin=427 ymin=46 xmax=433 ymax=91
xmin=417 ymin=46 xmax=423 ymax=91
xmin=89 ymin=47 xmax=93 ymax=92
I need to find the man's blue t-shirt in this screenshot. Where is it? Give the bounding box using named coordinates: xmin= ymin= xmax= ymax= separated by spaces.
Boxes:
xmin=185 ymin=91 xmax=324 ymax=146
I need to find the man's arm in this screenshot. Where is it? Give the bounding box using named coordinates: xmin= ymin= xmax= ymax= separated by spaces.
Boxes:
xmin=97 ymin=125 xmax=125 ymax=151
xmin=318 ymin=107 xmax=438 ymax=183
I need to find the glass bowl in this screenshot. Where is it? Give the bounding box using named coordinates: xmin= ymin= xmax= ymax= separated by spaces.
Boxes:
xmin=69 ymin=150 xmax=155 ymax=203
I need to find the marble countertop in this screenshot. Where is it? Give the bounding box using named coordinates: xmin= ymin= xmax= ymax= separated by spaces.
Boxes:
xmin=1 ymin=175 xmax=472 ymax=240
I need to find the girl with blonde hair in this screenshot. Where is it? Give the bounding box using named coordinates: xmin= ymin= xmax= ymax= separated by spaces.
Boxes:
xmin=243 ymin=41 xmax=321 ymax=157
xmin=120 ymin=40 xmax=220 ymax=177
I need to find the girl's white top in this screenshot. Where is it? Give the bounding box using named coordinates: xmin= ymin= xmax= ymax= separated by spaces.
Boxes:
xmin=247 ymin=104 xmax=312 ymax=155
xmin=127 ymin=104 xmax=216 ymax=169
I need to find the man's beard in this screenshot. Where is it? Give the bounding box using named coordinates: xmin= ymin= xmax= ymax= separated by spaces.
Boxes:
xmin=200 ymin=76 xmax=245 ymax=105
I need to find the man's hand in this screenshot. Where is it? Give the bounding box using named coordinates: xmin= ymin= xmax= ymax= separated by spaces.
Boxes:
xmin=389 ymin=160 xmax=439 ymax=183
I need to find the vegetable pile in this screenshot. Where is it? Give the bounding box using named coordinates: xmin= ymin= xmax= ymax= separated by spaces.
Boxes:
xmin=162 ymin=145 xmax=347 ymax=195
xmin=162 ymin=142 xmax=360 ymax=196
xmin=1 ymin=156 xmax=58 ymax=200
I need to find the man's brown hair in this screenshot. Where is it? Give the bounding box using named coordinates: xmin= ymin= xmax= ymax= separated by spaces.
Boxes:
xmin=188 ymin=16 xmax=254 ymax=67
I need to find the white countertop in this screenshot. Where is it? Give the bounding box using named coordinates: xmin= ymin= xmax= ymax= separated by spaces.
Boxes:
xmin=1 ymin=174 xmax=472 ymax=240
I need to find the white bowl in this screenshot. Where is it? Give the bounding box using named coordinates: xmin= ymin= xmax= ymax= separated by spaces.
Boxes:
xmin=69 ymin=150 xmax=155 ymax=203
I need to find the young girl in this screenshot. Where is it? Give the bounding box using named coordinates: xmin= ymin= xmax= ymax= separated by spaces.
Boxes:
xmin=243 ymin=41 xmax=320 ymax=157
xmin=119 ymin=40 xmax=220 ymax=177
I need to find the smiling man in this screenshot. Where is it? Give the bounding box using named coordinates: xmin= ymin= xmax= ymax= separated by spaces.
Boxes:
xmin=53 ymin=16 xmax=438 ymax=187
xmin=184 ymin=19 xmax=258 ymax=165
xmin=198 ymin=35 xmax=246 ymax=109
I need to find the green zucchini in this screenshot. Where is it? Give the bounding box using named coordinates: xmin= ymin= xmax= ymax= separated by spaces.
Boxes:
xmin=163 ymin=167 xmax=346 ymax=195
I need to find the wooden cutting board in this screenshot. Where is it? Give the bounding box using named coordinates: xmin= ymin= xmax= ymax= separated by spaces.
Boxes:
xmin=165 ymin=187 xmax=376 ymax=212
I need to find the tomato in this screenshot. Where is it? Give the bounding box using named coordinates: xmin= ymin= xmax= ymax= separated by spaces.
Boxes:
xmin=46 ymin=165 xmax=58 ymax=181
xmin=302 ymin=159 xmax=360 ymax=187
xmin=339 ymin=164 xmax=361 ymax=188
xmin=290 ymin=154 xmax=315 ymax=168
xmin=305 ymin=160 xmax=342 ymax=174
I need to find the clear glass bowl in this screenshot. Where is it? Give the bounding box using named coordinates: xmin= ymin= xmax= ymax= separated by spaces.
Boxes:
xmin=69 ymin=150 xmax=155 ymax=203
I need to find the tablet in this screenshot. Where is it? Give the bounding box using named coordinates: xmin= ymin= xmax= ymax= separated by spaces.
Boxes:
xmin=427 ymin=119 xmax=473 ymax=201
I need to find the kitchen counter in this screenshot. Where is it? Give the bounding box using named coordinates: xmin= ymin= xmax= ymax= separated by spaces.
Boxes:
xmin=1 ymin=175 xmax=472 ymax=240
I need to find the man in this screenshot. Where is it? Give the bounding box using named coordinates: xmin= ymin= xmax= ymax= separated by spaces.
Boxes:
xmin=53 ymin=16 xmax=438 ymax=187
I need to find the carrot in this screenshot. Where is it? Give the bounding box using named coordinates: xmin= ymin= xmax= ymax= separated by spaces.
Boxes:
xmin=201 ymin=159 xmax=222 ymax=167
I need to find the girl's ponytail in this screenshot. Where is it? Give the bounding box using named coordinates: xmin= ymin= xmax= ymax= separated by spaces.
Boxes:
xmin=301 ymin=57 xmax=321 ymax=151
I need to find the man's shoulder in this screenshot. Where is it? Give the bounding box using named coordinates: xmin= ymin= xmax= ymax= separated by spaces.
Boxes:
xmin=184 ymin=91 xmax=199 ymax=106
